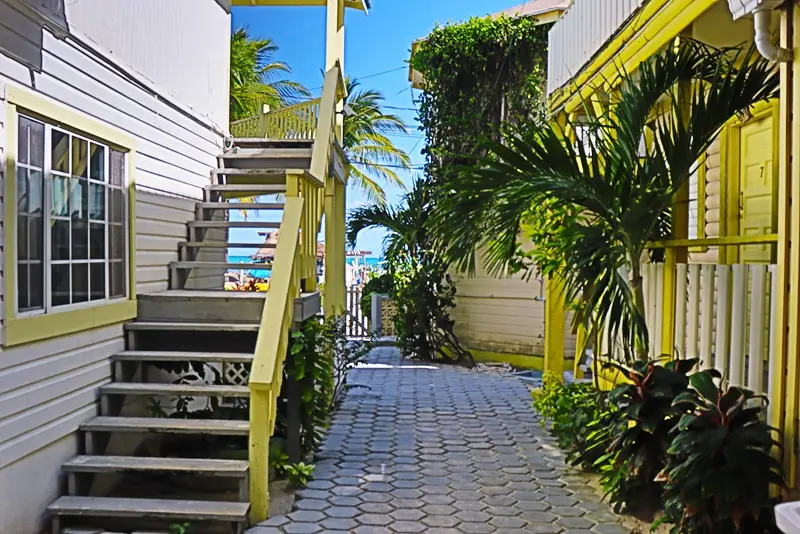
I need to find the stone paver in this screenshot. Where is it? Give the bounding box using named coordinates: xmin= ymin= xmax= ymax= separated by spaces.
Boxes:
xmin=248 ymin=347 xmax=625 ymax=533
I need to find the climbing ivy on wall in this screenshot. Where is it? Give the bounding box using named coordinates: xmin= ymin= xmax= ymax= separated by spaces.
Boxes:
xmin=411 ymin=15 xmax=550 ymax=186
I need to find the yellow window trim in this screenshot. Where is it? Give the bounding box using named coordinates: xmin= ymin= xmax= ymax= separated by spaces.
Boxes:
xmin=4 ymin=86 xmax=138 ymax=347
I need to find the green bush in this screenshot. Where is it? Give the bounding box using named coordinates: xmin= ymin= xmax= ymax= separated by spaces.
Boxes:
xmin=532 ymin=372 xmax=615 ymax=468
xmin=360 ymin=272 xmax=394 ymax=319
xmin=657 ymin=370 xmax=785 ymax=534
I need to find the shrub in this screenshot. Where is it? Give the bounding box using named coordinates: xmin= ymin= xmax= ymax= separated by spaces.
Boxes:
xmin=532 ymin=372 xmax=616 ymax=468
xmin=285 ymin=462 xmax=315 ymax=488
xmin=360 ymin=272 xmax=394 ymax=319
xmin=597 ymin=358 xmax=697 ymax=515
xmin=657 ymin=370 xmax=785 ymax=533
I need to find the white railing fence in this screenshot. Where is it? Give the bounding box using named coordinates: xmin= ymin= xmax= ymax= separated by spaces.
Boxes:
xmin=640 ymin=263 xmax=777 ymax=410
xmin=345 ymin=286 xmax=370 ymax=339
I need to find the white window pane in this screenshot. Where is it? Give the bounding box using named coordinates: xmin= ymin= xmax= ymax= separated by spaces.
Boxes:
xmin=72 ymin=264 xmax=88 ymax=303
xmin=51 ymin=130 xmax=69 ymax=173
xmin=51 ymin=219 xmax=70 ymax=261
xmin=51 ymin=264 xmax=70 ymax=306
xmin=18 ymin=117 xmax=44 ymax=167
xmin=110 ymin=149 xmax=124 ymax=187
xmin=90 ymin=223 xmax=105 ymax=260
xmin=71 ymin=137 xmax=88 ymax=178
xmin=51 ymin=176 xmax=69 ymax=216
xmin=30 ymin=262 xmax=43 ymax=309
xmin=110 ymin=261 xmax=126 ymax=298
xmin=90 ymin=263 xmax=105 ymax=301
xmin=90 ymin=144 xmax=105 ymax=181
xmin=89 ymin=183 xmax=105 ymax=220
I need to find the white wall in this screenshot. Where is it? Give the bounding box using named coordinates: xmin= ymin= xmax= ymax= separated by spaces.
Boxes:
xmin=65 ymin=0 xmax=231 ymax=129
xmin=0 ymin=2 xmax=228 ymax=530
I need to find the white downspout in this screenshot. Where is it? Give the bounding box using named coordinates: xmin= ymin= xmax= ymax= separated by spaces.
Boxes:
xmin=753 ymin=6 xmax=792 ymax=62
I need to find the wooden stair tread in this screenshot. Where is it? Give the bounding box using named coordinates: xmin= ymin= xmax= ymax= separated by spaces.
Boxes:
xmin=100 ymin=383 xmax=249 ymax=397
xmin=139 ymin=290 xmax=267 ymax=299
xmin=211 ymin=168 xmax=307 ymax=175
xmin=180 ymin=241 xmax=275 ymax=248
xmin=80 ymin=417 xmax=249 ymax=436
xmin=220 ymin=148 xmax=312 ymax=158
xmin=231 ymin=137 xmax=313 ymax=144
xmin=170 ymin=260 xmax=274 ymax=269
xmin=196 ymin=202 xmax=284 ymax=210
xmin=124 ymin=322 xmax=260 ymax=332
xmin=112 ymin=351 xmax=253 ymax=363
xmin=187 ymin=220 xmax=281 ymax=229
xmin=48 ymin=496 xmax=249 ymax=521
xmin=62 ymin=529 xmax=168 ymax=534
xmin=203 ymin=184 xmax=287 ymax=193
xmin=63 ymin=455 xmax=248 ymax=476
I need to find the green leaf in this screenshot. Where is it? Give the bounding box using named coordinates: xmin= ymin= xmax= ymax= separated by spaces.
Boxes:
xmin=690 ymin=371 xmax=719 ymax=401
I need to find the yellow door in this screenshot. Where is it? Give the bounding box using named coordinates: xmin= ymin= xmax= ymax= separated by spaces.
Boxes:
xmin=738 ymin=115 xmax=774 ymax=263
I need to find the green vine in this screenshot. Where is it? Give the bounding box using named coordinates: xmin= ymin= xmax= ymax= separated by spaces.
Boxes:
xmin=411 ymin=15 xmax=550 ymax=187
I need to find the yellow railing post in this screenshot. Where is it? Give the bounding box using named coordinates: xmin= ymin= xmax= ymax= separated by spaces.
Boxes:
xmin=544 ymin=275 xmax=566 ymax=380
xmin=249 ymin=387 xmax=271 ymax=522
xmin=573 ymin=323 xmax=587 ymax=379
xmin=324 ymin=174 xmax=346 ymax=316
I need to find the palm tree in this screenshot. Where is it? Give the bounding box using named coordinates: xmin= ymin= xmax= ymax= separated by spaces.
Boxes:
xmin=343 ymin=78 xmax=411 ymax=205
xmin=348 ymin=180 xmax=473 ymax=365
xmin=229 ymin=28 xmax=310 ymax=122
xmin=431 ymin=42 xmax=778 ymax=361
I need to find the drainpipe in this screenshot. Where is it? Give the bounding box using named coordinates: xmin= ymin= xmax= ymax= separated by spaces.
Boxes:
xmin=753 ymin=6 xmax=792 ymax=62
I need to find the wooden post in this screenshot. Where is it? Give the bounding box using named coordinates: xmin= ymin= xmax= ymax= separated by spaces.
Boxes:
xmin=774 ymin=2 xmax=800 ymax=486
xmin=249 ymin=388 xmax=271 ymax=523
xmin=324 ymin=176 xmax=346 ymax=317
xmin=573 ymin=323 xmax=586 ymax=379
xmin=544 ymin=276 xmax=566 ymax=380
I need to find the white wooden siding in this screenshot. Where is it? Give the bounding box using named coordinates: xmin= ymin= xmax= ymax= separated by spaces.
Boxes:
xmin=65 ymin=0 xmax=230 ymax=129
xmin=450 ymin=260 xmax=577 ymax=360
xmin=547 ymin=0 xmax=644 ymax=95
xmin=0 ymin=6 xmax=225 ymax=531
xmin=693 ymin=137 xmax=722 ymax=263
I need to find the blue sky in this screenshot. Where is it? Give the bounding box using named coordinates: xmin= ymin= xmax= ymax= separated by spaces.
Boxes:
xmin=230 ymin=0 xmax=525 ymax=258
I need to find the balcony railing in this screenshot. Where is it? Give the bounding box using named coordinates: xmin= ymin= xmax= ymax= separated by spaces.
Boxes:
xmin=547 ymin=0 xmax=644 ymax=95
xmin=230 ymin=98 xmax=321 ymax=139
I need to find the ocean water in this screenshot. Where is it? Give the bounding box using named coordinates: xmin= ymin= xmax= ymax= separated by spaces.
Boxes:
xmin=226 ymin=255 xmax=384 ymax=279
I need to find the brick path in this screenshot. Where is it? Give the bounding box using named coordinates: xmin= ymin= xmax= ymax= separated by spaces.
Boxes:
xmin=249 ymin=347 xmax=629 ymax=534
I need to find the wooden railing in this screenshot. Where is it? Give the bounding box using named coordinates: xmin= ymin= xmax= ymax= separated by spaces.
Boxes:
xmin=247 ymin=62 xmax=345 ymax=523
xmin=230 ymin=99 xmax=322 ymax=139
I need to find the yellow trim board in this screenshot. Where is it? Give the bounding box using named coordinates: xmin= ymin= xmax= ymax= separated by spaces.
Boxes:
xmin=549 ymin=0 xmax=716 ymax=114
xmin=5 ymin=300 xmax=137 ymax=347
xmin=4 ymin=86 xmax=138 ymax=347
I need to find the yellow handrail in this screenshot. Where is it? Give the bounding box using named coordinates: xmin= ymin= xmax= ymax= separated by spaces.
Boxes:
xmin=647 ymin=234 xmax=779 ymax=249
xmin=247 ymin=62 xmax=345 ymax=524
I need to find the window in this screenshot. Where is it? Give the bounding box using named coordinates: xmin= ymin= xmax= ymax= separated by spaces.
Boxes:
xmin=16 ymin=114 xmax=128 ymax=315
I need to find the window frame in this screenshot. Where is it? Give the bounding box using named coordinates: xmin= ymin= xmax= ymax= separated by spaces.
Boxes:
xmin=4 ymin=86 xmax=137 ymax=347
xmin=15 ymin=117 xmax=130 ymax=317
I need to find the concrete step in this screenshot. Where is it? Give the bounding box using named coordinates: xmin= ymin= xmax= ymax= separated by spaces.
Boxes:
xmin=203 ymin=184 xmax=287 ymax=201
xmin=80 ymin=417 xmax=249 ymax=436
xmin=219 ymin=149 xmax=311 ymax=170
xmin=48 ymin=496 xmax=249 ymax=523
xmin=137 ymin=290 xmax=267 ymax=323
xmin=220 ymin=148 xmax=312 ymax=159
xmin=63 ymin=455 xmax=248 ymax=477
xmin=100 ymin=383 xmax=249 ymax=398
xmin=111 ymin=350 xmax=253 ymax=364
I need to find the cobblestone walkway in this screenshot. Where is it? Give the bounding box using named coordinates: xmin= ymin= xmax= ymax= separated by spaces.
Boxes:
xmin=249 ymin=347 xmax=628 ymax=534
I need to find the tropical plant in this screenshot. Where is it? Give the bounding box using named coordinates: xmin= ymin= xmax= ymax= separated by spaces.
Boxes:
xmin=531 ymin=372 xmax=616 ymax=468
xmin=431 ymin=41 xmax=779 ymax=361
xmin=359 ymin=272 xmax=394 ymax=319
xmin=284 ymin=462 xmax=315 ymax=488
xmin=343 ymin=77 xmax=411 ymax=205
xmin=596 ymin=358 xmax=697 ymax=515
xmin=347 ymin=180 xmax=472 ymax=364
xmin=229 ymin=28 xmax=310 ymax=122
xmin=657 ymin=371 xmax=785 ymax=533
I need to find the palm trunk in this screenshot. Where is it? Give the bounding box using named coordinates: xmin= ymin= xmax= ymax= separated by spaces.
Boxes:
xmin=630 ymin=263 xmax=648 ymax=361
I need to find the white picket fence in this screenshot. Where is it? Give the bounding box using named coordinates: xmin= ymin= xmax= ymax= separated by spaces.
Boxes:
xmin=640 ymin=263 xmax=778 ymax=407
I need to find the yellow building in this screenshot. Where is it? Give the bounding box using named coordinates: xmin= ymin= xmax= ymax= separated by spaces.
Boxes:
xmin=544 ymin=0 xmax=800 ymax=488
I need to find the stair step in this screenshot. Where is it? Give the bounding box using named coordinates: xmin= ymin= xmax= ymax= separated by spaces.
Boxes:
xmin=232 ymin=137 xmax=314 ymax=146
xmin=63 ymin=529 xmax=168 ymax=534
xmin=80 ymin=417 xmax=249 ymax=436
xmin=100 ymin=383 xmax=249 ymax=398
xmin=63 ymin=455 xmax=248 ymax=477
xmin=220 ymin=148 xmax=311 ymax=159
xmin=112 ymin=351 xmax=253 ymax=364
xmin=48 ymin=496 xmax=249 ymax=522
xmin=180 ymin=241 xmax=275 ymax=248
xmin=187 ymin=220 xmax=281 ymax=229
xmin=204 ymin=184 xmax=287 ymax=194
xmin=196 ymin=202 xmax=284 ymax=210
xmin=211 ymin=168 xmax=306 ymax=176
xmin=170 ymin=260 xmax=273 ymax=270
xmin=124 ymin=321 xmax=259 ymax=332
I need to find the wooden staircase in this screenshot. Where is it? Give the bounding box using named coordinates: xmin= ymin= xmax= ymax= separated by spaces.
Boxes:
xmin=45 ymin=138 xmax=323 ymax=534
